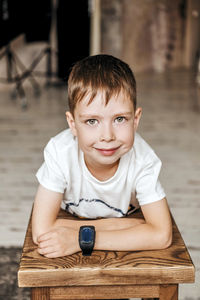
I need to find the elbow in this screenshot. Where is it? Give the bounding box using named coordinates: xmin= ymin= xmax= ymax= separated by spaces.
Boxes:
xmin=31 ymin=222 xmax=40 ymax=245
xmin=32 ymin=226 xmax=45 ymax=245
xmin=32 ymin=236 xmax=38 ymax=245
xmin=32 ymin=224 xmax=55 ymax=245
xmin=161 ymin=234 xmax=172 ymax=249
xmin=158 ymin=229 xmax=173 ymax=249
xmin=32 ymin=231 xmax=39 ymax=245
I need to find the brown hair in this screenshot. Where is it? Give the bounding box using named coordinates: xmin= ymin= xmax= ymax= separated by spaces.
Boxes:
xmin=67 ymin=54 xmax=137 ymax=114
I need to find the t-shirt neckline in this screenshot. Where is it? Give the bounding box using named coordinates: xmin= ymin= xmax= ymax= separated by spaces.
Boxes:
xmin=79 ymin=149 xmax=130 ymax=184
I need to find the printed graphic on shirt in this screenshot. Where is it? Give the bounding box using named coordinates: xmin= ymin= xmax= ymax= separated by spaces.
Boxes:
xmin=65 ymin=198 xmax=136 ymax=219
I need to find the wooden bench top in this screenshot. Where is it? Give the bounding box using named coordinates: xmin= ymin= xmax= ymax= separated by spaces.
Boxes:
xmin=18 ymin=209 xmax=195 ymax=288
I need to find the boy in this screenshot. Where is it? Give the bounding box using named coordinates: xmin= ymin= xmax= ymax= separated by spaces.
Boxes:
xmin=32 ymin=54 xmax=172 ymax=258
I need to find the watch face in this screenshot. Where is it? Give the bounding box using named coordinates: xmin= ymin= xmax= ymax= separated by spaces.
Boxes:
xmin=82 ymin=227 xmax=93 ymax=243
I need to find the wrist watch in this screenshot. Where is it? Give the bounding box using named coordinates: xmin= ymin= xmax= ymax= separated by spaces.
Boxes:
xmin=79 ymin=226 xmax=96 ymax=256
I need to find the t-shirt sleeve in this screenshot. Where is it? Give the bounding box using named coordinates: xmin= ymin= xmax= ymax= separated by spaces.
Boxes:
xmin=135 ymin=153 xmax=166 ymax=206
xmin=36 ymin=139 xmax=67 ymax=193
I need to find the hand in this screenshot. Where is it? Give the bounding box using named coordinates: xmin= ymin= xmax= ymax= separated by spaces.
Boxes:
xmin=37 ymin=226 xmax=79 ymax=258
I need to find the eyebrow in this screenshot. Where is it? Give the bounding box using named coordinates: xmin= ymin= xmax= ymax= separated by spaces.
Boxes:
xmin=79 ymin=112 xmax=133 ymax=119
xmin=79 ymin=114 xmax=100 ymax=119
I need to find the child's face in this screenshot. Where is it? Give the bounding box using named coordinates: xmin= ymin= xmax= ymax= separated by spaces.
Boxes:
xmin=66 ymin=91 xmax=142 ymax=174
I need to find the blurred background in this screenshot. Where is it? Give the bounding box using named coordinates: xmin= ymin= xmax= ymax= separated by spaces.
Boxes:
xmin=0 ymin=0 xmax=199 ymax=299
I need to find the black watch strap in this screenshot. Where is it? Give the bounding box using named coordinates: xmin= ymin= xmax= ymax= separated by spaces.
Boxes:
xmin=79 ymin=226 xmax=95 ymax=256
xmin=82 ymin=245 xmax=94 ymax=256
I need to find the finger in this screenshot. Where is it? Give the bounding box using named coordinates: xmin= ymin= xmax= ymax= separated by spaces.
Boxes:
xmin=44 ymin=251 xmax=61 ymax=258
xmin=38 ymin=239 xmax=53 ymax=249
xmin=37 ymin=232 xmax=52 ymax=243
xmin=39 ymin=247 xmax=64 ymax=258
xmin=37 ymin=245 xmax=56 ymax=256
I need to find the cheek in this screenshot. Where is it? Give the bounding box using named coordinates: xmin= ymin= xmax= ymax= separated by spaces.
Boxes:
xmin=119 ymin=125 xmax=134 ymax=144
xmin=125 ymin=133 xmax=134 ymax=147
xmin=77 ymin=129 xmax=95 ymax=148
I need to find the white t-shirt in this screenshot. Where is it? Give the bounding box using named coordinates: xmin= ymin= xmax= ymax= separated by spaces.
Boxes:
xmin=36 ymin=129 xmax=166 ymax=219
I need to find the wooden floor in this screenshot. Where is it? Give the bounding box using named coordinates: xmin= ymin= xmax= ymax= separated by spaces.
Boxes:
xmin=0 ymin=69 xmax=199 ymax=299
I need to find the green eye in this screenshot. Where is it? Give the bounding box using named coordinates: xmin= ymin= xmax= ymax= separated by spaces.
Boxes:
xmin=86 ymin=119 xmax=98 ymax=125
xmin=115 ymin=116 xmax=125 ymax=123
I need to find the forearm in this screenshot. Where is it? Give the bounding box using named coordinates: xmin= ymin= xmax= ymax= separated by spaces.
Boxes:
xmin=35 ymin=197 xmax=172 ymax=257
xmin=95 ymin=222 xmax=172 ymax=251
xmin=53 ymin=216 xmax=145 ymax=231
xmin=36 ymin=212 xmax=172 ymax=258
xmin=54 ymin=217 xmax=171 ymax=251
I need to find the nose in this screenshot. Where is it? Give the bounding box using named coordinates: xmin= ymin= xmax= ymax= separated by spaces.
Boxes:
xmin=99 ymin=122 xmax=115 ymax=142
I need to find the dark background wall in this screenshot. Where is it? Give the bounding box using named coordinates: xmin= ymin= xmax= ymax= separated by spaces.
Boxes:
xmin=1 ymin=0 xmax=200 ymax=89
xmin=101 ymin=0 xmax=200 ymax=73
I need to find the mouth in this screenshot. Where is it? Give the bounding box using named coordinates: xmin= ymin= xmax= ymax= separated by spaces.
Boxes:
xmin=94 ymin=147 xmax=120 ymax=156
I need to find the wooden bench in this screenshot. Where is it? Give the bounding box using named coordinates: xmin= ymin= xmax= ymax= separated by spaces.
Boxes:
xmin=18 ymin=209 xmax=195 ymax=300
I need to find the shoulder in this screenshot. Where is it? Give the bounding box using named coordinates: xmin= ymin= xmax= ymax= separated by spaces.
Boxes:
xmin=132 ymin=134 xmax=166 ymax=205
xmin=45 ymin=128 xmax=77 ymax=155
xmin=51 ymin=128 xmax=75 ymax=144
xmin=133 ymin=133 xmax=161 ymax=165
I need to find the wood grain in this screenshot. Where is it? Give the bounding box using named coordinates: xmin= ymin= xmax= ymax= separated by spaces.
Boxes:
xmin=18 ymin=209 xmax=195 ymax=288
xmin=49 ymin=284 xmax=159 ymax=299
xmin=159 ymin=284 xmax=178 ymax=300
xmin=31 ymin=287 xmax=50 ymax=300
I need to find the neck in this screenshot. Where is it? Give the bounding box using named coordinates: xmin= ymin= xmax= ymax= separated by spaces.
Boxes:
xmin=84 ymin=157 xmax=120 ymax=181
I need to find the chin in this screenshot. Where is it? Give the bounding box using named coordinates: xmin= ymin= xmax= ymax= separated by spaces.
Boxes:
xmin=98 ymin=156 xmax=120 ymax=165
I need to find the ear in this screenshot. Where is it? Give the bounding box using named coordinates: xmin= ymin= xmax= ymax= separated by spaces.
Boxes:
xmin=134 ymin=107 xmax=142 ymax=131
xmin=65 ymin=111 xmax=77 ymax=136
